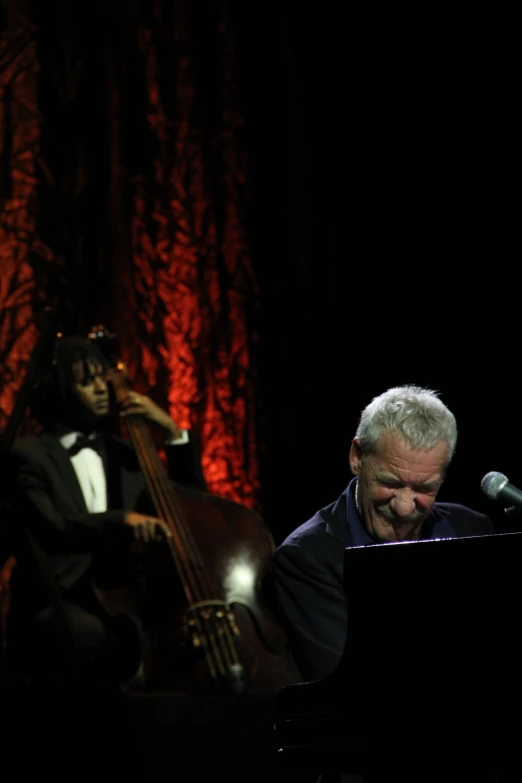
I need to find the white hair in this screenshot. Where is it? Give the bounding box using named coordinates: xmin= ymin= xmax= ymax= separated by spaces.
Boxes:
xmin=355 ymin=385 xmax=457 ymax=462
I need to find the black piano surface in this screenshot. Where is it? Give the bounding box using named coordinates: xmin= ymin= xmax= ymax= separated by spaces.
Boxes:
xmin=275 ymin=532 xmax=522 ymax=774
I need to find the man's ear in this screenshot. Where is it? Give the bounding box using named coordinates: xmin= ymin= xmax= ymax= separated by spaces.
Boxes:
xmin=349 ymin=438 xmax=363 ymax=476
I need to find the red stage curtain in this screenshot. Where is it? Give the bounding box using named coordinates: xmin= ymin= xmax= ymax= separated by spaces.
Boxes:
xmin=0 ymin=0 xmax=260 ymax=509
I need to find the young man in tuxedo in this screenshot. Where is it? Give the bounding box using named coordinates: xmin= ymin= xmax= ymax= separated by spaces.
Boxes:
xmin=7 ymin=333 xmax=206 ymax=689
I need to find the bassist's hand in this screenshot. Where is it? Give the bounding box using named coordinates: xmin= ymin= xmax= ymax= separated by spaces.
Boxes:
xmin=119 ymin=392 xmax=182 ymax=440
xmin=124 ymin=511 xmax=172 ymax=543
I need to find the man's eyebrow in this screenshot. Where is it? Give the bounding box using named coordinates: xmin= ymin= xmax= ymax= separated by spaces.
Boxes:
xmin=376 ymin=473 xmax=441 ymax=490
xmin=414 ymin=480 xmax=441 ymax=491
xmin=375 ymin=473 xmax=401 ymax=482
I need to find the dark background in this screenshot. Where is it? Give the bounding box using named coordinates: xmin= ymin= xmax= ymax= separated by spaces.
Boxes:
xmin=1 ymin=1 xmax=520 ymax=542
xmin=238 ymin=2 xmax=521 ymax=540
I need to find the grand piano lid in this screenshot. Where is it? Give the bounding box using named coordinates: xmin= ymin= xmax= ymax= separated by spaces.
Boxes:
xmin=277 ymin=531 xmax=522 ymax=710
xmin=275 ymin=532 xmax=522 ymax=773
xmin=340 ymin=531 xmax=522 ymax=697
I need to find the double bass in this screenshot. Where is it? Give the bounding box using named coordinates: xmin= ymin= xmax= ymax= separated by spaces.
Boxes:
xmin=89 ymin=326 xmax=299 ymax=694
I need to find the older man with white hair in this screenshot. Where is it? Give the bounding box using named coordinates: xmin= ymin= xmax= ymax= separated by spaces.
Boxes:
xmin=274 ymin=385 xmax=495 ymax=684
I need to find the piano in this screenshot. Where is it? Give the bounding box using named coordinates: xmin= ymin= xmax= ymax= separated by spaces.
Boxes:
xmin=275 ymin=532 xmax=522 ymax=776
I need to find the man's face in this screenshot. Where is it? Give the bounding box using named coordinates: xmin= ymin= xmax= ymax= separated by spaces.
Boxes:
xmin=349 ymin=430 xmax=448 ymax=542
xmin=71 ymin=359 xmax=110 ymax=420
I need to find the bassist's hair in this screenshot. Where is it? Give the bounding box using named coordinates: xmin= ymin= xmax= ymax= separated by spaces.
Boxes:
xmin=30 ymin=335 xmax=110 ymax=427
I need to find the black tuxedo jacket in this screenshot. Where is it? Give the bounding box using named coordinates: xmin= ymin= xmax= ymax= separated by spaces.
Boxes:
xmin=11 ymin=430 xmax=206 ymax=602
xmin=274 ymin=481 xmax=495 ymax=683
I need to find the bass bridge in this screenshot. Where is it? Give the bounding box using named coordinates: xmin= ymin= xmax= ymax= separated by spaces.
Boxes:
xmin=182 ymin=599 xmax=246 ymax=692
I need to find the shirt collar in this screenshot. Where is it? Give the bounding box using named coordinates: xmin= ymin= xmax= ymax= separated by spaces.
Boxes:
xmin=59 ymin=431 xmax=84 ymax=450
xmin=59 ymin=431 xmax=101 ymax=451
xmin=346 ymin=478 xmax=377 ymax=546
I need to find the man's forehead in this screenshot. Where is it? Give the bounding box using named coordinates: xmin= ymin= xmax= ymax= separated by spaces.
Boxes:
xmin=72 ymin=358 xmax=104 ymax=379
xmin=371 ymin=430 xmax=448 ymax=471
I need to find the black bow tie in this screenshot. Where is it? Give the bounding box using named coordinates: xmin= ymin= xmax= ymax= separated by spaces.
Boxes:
xmin=66 ymin=433 xmax=105 ymax=457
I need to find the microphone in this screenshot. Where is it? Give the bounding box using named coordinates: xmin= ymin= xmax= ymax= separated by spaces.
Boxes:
xmin=481 ymin=471 xmax=522 ymax=514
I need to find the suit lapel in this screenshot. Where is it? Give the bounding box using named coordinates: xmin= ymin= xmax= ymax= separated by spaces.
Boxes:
xmin=324 ymin=485 xmax=353 ymax=547
xmin=39 ymin=432 xmax=88 ymax=513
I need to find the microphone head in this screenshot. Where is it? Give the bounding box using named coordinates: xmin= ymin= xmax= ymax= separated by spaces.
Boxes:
xmin=481 ymin=471 xmax=509 ymax=500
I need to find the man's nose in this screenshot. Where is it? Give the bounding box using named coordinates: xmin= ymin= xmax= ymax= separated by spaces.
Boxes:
xmin=93 ymin=376 xmax=107 ymax=392
xmin=389 ymin=489 xmax=416 ymax=518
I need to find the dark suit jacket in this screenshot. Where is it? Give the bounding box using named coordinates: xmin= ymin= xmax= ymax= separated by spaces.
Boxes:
xmin=11 ymin=430 xmax=206 ymax=605
xmin=274 ymin=480 xmax=495 ymax=683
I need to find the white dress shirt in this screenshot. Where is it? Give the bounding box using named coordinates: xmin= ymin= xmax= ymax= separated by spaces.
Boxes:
xmin=60 ymin=432 xmax=107 ymax=513
xmin=60 ymin=429 xmax=189 ymax=513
